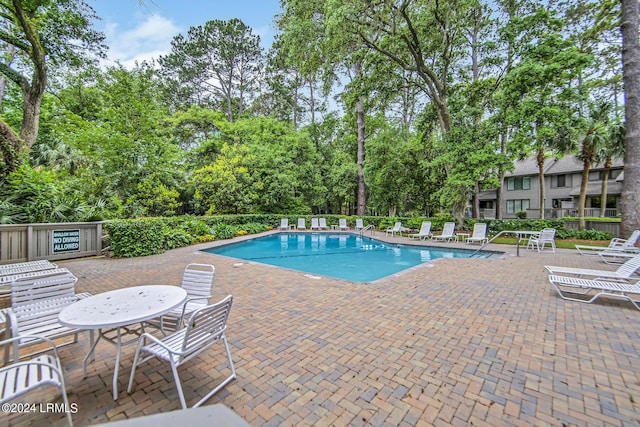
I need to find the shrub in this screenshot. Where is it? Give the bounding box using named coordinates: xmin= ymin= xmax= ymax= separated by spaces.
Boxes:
xmin=515 ymin=210 xmax=527 ymax=219
xmin=212 ymin=223 xmax=238 ymax=239
xmin=162 ymin=227 xmax=194 ymax=249
xmin=105 ymin=219 xmax=165 ymax=257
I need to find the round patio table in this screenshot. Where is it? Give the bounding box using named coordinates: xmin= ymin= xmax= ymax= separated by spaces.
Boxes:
xmin=58 ymin=285 xmax=187 ymax=400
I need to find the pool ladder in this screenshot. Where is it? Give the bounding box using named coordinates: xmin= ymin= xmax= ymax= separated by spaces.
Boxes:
xmin=359 ymin=224 xmax=375 ymax=236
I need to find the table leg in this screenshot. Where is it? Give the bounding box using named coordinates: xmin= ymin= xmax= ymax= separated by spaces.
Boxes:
xmin=113 ymin=327 xmax=122 ymax=400
xmin=82 ymin=329 xmax=100 ymax=378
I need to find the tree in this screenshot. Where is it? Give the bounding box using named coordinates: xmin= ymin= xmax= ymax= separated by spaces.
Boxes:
xmin=620 ymin=0 xmax=640 ymax=236
xmin=575 ymin=101 xmax=613 ymax=229
xmin=159 ymin=18 xmax=263 ymax=122
xmin=191 ymin=143 xmax=259 ymax=214
xmin=0 ymin=0 xmax=105 ymax=172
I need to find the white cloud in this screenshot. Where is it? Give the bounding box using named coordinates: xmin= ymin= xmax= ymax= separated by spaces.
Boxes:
xmin=102 ymin=15 xmax=181 ymax=68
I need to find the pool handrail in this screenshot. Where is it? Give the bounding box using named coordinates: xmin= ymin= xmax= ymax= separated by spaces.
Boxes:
xmin=359 ymin=224 xmax=375 ymax=236
xmin=470 ymin=229 xmax=538 ymax=257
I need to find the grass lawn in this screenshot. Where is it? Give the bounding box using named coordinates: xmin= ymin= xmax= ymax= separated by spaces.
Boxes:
xmin=488 ymin=237 xmax=608 ymax=250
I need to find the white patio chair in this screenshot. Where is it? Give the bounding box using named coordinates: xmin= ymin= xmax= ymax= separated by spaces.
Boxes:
xmin=527 ymin=228 xmax=556 ymax=252
xmin=151 ymin=263 xmax=215 ymax=334
xmin=355 ymin=218 xmax=365 ymax=231
xmin=311 ymin=218 xmax=320 ymax=230
xmin=575 ymin=230 xmax=640 ymax=256
xmin=545 ymin=252 xmax=640 ymax=283
xmin=466 ymin=223 xmax=488 ymax=245
xmin=278 ymin=218 xmax=289 ymax=230
xmin=339 ymin=218 xmax=349 ymax=231
xmin=128 ymin=295 xmax=236 ymax=410
xmin=432 ymin=222 xmax=456 ymax=242
xmin=385 ymin=222 xmax=403 ymax=237
xmin=0 ymin=335 xmax=74 ymax=426
xmin=409 ymin=221 xmax=432 ymax=240
xmin=297 ymin=218 xmax=306 ymax=230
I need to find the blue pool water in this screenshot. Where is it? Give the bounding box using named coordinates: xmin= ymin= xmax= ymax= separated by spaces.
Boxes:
xmin=204 ymin=233 xmax=495 ymax=283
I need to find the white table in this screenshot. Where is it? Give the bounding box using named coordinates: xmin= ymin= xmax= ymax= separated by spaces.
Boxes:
xmin=509 ymin=230 xmax=540 ymax=256
xmin=58 ymin=285 xmax=187 ymax=400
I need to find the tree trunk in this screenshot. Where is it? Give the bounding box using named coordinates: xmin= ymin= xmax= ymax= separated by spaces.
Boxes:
xmin=621 ymin=0 xmax=640 ymax=237
xmin=578 ymin=159 xmax=591 ymax=231
xmin=536 ymin=148 xmax=546 ymax=219
xmin=600 ymin=157 xmax=612 ymax=218
xmin=0 ymin=120 xmax=22 ymax=175
xmin=356 ymin=96 xmax=366 ymax=216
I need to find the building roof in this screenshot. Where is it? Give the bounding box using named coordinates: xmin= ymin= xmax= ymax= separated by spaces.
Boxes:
xmin=505 ymin=157 xmax=555 ymax=177
xmin=546 ymin=155 xmax=624 ymax=175
xmin=505 ymin=155 xmax=625 ymax=178
xmin=568 ymin=181 xmax=623 ymax=197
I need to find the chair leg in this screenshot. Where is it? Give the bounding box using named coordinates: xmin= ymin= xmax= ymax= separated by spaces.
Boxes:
xmin=170 ymin=360 xmax=188 ymax=410
xmin=193 ymin=336 xmax=237 ymax=408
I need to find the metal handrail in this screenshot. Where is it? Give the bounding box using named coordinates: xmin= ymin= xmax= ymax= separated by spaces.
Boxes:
xmin=359 ymin=224 xmax=375 ymax=235
xmin=470 ymin=229 xmax=540 ymax=257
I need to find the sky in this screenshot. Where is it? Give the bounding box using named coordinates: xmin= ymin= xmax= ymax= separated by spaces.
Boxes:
xmin=90 ymin=0 xmax=282 ymax=68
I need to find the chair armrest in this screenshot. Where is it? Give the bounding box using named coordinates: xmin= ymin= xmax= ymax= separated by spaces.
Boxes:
xmin=1 ymin=334 xmax=61 ymax=358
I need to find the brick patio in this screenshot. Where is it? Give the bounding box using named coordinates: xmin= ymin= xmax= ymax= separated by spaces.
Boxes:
xmin=5 ymin=231 xmax=640 ymax=426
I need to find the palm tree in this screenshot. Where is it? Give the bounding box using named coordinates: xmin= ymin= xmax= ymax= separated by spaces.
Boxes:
xmin=575 ymin=101 xmax=612 ymax=230
xmin=596 ymin=121 xmax=625 ymax=218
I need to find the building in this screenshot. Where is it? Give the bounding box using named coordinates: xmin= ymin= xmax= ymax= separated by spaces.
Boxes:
xmin=477 ymin=155 xmax=624 ymax=219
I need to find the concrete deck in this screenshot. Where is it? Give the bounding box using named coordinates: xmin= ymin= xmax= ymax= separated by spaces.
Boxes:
xmin=4 ymin=231 xmax=640 ymax=426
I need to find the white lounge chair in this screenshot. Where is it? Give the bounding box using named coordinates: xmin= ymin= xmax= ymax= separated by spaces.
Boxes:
xmin=527 ymin=228 xmax=556 ymax=252
xmin=466 ymin=223 xmax=488 ymax=245
xmin=297 ymin=218 xmax=306 ymax=230
xmin=278 ymin=218 xmax=289 ymax=231
xmin=385 ymin=222 xmax=403 ymax=237
xmin=355 ymin=218 xmax=365 ymax=231
xmin=319 ymin=218 xmax=329 ymax=230
xmin=575 ymin=230 xmax=640 ymax=256
xmin=339 ymin=218 xmax=349 ymax=231
xmin=599 ymin=250 xmax=639 ymax=265
xmin=409 ymin=221 xmax=432 ymax=240
xmin=544 ymin=252 xmax=640 ymax=283
xmin=311 ymin=218 xmax=320 ymax=230
xmin=432 ymin=222 xmax=456 ymax=242
xmin=548 ymin=274 xmax=640 ymax=311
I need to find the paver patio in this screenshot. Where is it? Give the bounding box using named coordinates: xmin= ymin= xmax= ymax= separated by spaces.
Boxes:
xmin=4 ymin=231 xmax=640 ymax=426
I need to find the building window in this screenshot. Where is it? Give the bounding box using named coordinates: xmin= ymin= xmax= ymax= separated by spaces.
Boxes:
xmin=506 ymin=199 xmax=530 ymax=213
xmin=557 ymin=174 xmax=566 ymax=187
xmin=507 ymin=177 xmax=530 ymax=190
xmin=598 ymin=169 xmax=622 ymax=180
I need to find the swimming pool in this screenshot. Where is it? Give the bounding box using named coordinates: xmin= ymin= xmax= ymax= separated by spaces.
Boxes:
xmin=204 ymin=233 xmax=496 ymax=283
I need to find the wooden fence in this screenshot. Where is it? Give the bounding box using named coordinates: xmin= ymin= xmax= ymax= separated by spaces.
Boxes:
xmin=0 ymin=222 xmax=104 ymax=265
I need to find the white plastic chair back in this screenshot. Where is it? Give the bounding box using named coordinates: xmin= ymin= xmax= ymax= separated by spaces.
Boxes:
xmin=298 ymin=218 xmax=306 ymax=229
xmin=311 ymin=218 xmax=319 ymax=229
xmin=617 ymin=253 xmax=640 ymax=277
xmin=623 ymin=230 xmax=640 ymax=249
xmin=339 ymin=218 xmax=348 ymax=230
xmin=180 ymin=295 xmax=233 ymax=360
xmin=442 ymin=222 xmax=455 ymax=237
xmin=279 ymin=218 xmax=288 ymax=229
xmin=471 ymin=223 xmax=487 ymax=239
xmin=319 ymin=218 xmax=327 ymax=228
xmin=419 ymin=222 xmax=432 ymax=235
xmin=181 ymin=263 xmax=215 ymax=301
xmin=356 ymin=218 xmax=364 ymax=229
